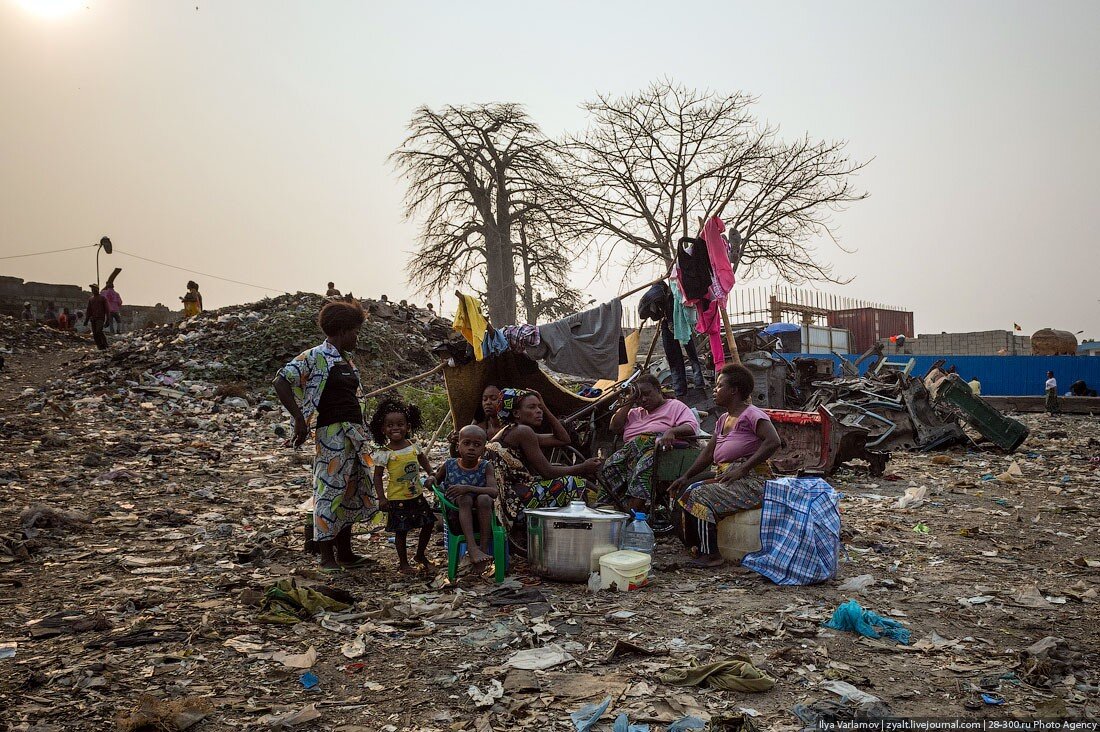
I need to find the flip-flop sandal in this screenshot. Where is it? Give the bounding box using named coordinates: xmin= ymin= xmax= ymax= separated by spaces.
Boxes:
xmin=339 ymin=557 xmax=372 ymax=569
xmin=318 ymin=566 xmax=344 ymax=574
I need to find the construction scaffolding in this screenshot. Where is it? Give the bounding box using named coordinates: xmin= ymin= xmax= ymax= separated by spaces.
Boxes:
xmin=728 ymin=285 xmax=909 ymax=327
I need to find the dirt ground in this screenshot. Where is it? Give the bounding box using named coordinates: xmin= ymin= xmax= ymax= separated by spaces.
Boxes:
xmin=1 ymin=345 xmax=1097 ymax=731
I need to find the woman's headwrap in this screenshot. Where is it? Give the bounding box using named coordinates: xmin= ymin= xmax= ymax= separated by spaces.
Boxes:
xmin=497 ymin=388 xmax=532 ymax=423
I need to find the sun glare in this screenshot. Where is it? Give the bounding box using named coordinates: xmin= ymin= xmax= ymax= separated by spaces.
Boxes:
xmin=14 ymin=0 xmax=84 ymax=19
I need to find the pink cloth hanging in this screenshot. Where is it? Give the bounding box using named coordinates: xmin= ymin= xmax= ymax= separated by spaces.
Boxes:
xmin=702 ymin=216 xmax=735 ymax=300
xmin=696 ymin=298 xmax=726 ymax=370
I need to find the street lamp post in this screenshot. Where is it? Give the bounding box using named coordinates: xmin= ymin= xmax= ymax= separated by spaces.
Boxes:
xmin=96 ymin=236 xmax=112 ymax=285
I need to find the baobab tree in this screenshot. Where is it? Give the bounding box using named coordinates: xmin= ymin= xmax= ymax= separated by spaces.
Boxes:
xmin=558 ymin=80 xmax=869 ymax=283
xmin=391 ymin=103 xmax=578 ymax=325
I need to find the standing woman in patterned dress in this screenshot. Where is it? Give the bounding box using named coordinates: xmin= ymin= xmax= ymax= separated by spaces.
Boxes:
xmin=273 ymin=300 xmax=375 ymax=571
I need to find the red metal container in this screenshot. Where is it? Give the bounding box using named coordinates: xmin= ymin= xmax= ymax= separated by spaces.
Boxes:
xmin=827 ymin=308 xmax=913 ymax=354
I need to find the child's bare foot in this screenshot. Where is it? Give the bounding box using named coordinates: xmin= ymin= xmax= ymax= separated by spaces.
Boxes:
xmin=398 ymin=564 xmax=417 ymax=575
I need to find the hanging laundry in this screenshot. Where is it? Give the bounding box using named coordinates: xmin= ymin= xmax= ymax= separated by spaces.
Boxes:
xmin=500 ymin=324 xmax=541 ymax=355
xmin=527 ymin=300 xmax=623 ymax=380
xmin=696 ymin=299 xmax=725 ymax=370
xmin=482 ymin=326 xmax=509 ymax=359
xmin=453 ymin=293 xmax=489 ymax=361
xmin=702 ymin=216 xmax=736 ymax=300
xmin=675 ymin=237 xmax=712 ymax=305
xmin=669 ymin=280 xmax=697 ymax=345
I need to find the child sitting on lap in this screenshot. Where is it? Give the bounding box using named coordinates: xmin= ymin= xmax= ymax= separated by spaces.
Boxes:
xmin=435 ymin=425 xmax=498 ymax=573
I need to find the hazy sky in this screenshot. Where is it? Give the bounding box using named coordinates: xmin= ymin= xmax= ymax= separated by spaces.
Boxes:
xmin=2 ymin=0 xmax=1098 ymax=337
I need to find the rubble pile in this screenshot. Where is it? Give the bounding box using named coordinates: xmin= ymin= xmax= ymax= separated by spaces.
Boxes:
xmin=0 ymin=314 xmax=88 ymax=354
xmin=74 ymin=293 xmax=451 ymax=393
xmin=0 ymin=309 xmax=1096 ymax=728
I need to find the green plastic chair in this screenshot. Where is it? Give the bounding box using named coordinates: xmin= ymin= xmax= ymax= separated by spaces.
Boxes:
xmin=431 ymin=484 xmax=508 ymax=583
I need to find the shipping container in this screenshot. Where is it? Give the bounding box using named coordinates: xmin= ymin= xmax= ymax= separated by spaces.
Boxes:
xmin=827 ymin=307 xmax=914 ymax=354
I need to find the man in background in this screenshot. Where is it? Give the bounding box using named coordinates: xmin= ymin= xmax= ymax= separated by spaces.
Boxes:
xmin=85 ymin=284 xmax=109 ymax=350
xmin=20 ymin=302 xmax=34 ymax=321
xmin=103 ymin=283 xmax=123 ymax=334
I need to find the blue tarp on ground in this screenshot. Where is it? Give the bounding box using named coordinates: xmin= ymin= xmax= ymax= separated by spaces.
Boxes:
xmin=782 ymin=354 xmax=1100 ymax=397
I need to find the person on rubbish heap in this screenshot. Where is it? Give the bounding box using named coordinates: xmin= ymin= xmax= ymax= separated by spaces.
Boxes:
xmin=103 ymin=283 xmax=123 ymax=334
xmin=326 ymin=282 xmax=342 ymax=298
xmin=1045 ymin=371 xmax=1059 ymax=414
xmin=435 ymin=424 xmax=499 ymax=574
xmin=181 ymin=280 xmax=203 ymax=317
xmin=600 ymin=373 xmax=699 ymax=515
xmin=273 ymin=300 xmax=375 ymax=572
xmin=43 ymin=302 xmax=59 ymax=327
xmin=369 ymin=398 xmax=436 ymax=575
xmin=85 ymin=284 xmax=110 ymax=350
xmin=20 ymin=302 xmax=34 ymax=321
xmin=58 ymin=307 xmax=72 ymax=331
xmin=669 ymin=364 xmax=781 ymax=568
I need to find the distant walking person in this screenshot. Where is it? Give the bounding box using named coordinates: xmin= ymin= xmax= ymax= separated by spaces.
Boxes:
xmin=85 ymin=284 xmax=109 ymax=350
xmin=20 ymin=302 xmax=34 ymax=321
xmin=1045 ymin=371 xmax=1059 ymax=414
xmin=43 ymin=302 xmax=59 ymax=328
xmin=103 ymin=283 xmax=123 ymax=334
xmin=326 ymin=282 xmax=342 ymax=298
xmin=181 ymin=281 xmax=203 ymax=317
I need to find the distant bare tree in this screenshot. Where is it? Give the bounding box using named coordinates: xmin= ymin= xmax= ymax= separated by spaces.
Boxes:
xmin=391 ymin=103 xmax=575 ymax=325
xmin=559 ymin=80 xmax=869 ymax=283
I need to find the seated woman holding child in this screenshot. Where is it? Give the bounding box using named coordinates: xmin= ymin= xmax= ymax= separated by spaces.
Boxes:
xmin=669 ymin=364 xmax=780 ymax=568
xmin=599 ymin=374 xmax=700 ymax=513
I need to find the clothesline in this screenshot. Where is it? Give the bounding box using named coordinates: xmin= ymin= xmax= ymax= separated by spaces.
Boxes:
xmin=361 ymin=363 xmax=445 ymax=400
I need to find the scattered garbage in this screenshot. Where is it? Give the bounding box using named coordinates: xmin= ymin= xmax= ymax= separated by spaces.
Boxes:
xmin=658 ymin=657 xmax=776 ymax=692
xmin=823 ymin=599 xmax=911 ymax=644
xmin=115 ymin=695 xmax=213 ymax=732
xmin=1 ymin=295 xmax=1095 ymax=729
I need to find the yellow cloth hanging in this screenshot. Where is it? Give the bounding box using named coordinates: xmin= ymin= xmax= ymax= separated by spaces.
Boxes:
xmin=453 ymin=293 xmax=488 ymax=361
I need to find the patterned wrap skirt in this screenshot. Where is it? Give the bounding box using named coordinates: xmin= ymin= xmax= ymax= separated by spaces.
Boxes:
xmin=598 ymin=434 xmax=658 ymax=503
xmin=312 ymin=422 xmax=377 ymax=541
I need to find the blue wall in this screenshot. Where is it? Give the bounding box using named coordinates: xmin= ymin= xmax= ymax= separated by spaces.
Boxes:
xmin=783 ymin=354 xmax=1100 ymax=396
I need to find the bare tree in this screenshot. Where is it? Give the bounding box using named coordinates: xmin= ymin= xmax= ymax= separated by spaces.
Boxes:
xmin=390 ymin=103 xmax=573 ymax=325
xmin=558 ymin=80 xmax=869 ymax=283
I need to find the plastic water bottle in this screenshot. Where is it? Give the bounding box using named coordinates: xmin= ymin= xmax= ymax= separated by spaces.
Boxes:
xmin=619 ymin=512 xmax=655 ymax=555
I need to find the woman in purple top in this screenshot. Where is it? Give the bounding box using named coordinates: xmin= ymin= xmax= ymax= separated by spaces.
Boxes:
xmin=599 ymin=374 xmax=700 ymax=513
xmin=669 ymin=364 xmax=780 ymax=568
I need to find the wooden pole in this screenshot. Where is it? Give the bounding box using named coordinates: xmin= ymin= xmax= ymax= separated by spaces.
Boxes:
xmin=361 ymin=362 xmax=445 ymax=400
xmin=641 ymin=318 xmax=665 ymax=370
xmin=720 ymin=304 xmax=741 ymax=366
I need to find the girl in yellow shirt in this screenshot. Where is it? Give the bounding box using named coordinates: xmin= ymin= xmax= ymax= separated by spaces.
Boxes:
xmin=370 ymin=399 xmax=436 ymax=574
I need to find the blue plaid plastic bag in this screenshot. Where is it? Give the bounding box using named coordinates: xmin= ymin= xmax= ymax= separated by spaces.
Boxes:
xmin=741 ymin=477 xmax=840 ymax=585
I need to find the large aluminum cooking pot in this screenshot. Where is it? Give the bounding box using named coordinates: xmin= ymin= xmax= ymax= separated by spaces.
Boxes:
xmin=526 ymin=501 xmax=630 ymax=582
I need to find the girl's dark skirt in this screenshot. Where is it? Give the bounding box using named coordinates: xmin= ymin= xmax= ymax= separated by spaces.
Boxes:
xmin=384 ymin=495 xmax=436 ymax=533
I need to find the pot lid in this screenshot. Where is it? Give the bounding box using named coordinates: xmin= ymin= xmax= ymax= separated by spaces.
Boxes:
xmin=526 ymin=501 xmax=629 ymax=521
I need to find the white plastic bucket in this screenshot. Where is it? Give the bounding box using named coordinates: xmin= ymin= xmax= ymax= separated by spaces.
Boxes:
xmin=599 ymin=550 xmax=651 ymax=591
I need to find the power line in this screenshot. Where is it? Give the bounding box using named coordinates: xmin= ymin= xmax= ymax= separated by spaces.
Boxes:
xmin=0 ymin=244 xmax=97 ymax=260
xmin=112 ymin=248 xmax=288 ymax=294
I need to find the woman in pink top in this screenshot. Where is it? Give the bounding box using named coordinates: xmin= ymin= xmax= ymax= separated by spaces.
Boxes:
xmin=669 ymin=364 xmax=780 ymax=568
xmin=599 ymin=374 xmax=700 ymax=513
